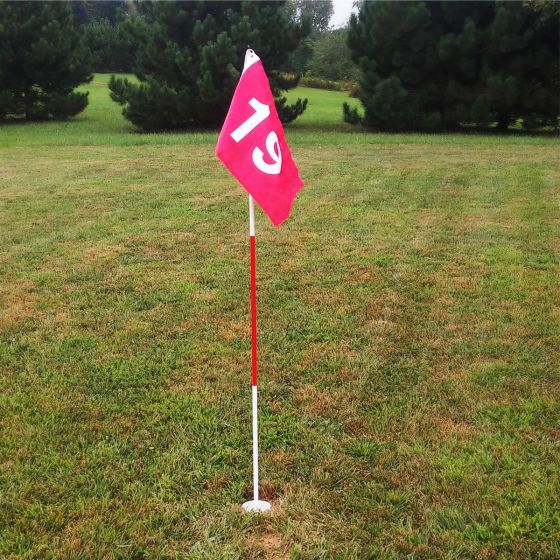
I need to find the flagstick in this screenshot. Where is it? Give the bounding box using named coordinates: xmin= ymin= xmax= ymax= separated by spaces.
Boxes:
xmin=242 ymin=195 xmax=271 ymax=513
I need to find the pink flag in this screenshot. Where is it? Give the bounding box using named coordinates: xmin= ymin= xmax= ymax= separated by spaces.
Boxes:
xmin=215 ymin=49 xmax=304 ymax=226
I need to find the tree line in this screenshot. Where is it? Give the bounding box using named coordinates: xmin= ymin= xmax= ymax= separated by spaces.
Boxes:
xmin=0 ymin=1 xmax=557 ymax=132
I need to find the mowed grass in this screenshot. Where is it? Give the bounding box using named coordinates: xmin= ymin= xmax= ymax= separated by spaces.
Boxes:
xmin=0 ymin=75 xmax=559 ymax=559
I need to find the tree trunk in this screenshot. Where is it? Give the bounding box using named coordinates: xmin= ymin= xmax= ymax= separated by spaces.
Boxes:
xmin=24 ymin=88 xmax=32 ymax=120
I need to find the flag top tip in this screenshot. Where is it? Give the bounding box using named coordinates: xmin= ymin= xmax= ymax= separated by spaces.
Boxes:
xmin=242 ymin=49 xmax=260 ymax=74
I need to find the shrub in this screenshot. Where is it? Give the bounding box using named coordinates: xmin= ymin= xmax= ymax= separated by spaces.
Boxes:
xmin=299 ymin=76 xmax=356 ymax=92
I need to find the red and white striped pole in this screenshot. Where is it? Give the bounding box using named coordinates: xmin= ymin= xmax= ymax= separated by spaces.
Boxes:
xmin=242 ymin=195 xmax=271 ymax=513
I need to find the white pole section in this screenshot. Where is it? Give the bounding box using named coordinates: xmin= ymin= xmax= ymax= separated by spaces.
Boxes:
xmin=242 ymin=195 xmax=271 ymax=513
xmin=252 ymin=384 xmax=259 ymax=502
xmin=249 ymin=193 xmax=256 ymax=237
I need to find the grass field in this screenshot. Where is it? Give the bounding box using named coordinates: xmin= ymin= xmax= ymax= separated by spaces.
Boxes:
xmin=1 ymin=75 xmax=559 ymax=559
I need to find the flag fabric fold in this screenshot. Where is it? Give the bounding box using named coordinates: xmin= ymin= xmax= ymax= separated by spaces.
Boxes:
xmin=215 ymin=49 xmax=304 ymax=226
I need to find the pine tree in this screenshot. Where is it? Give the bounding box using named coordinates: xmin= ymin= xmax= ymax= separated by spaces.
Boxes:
xmin=481 ymin=1 xmax=559 ymax=130
xmin=82 ymin=14 xmax=137 ymax=73
xmin=109 ymin=1 xmax=310 ymax=131
xmin=0 ymin=2 xmax=92 ymax=121
xmin=70 ymin=0 xmax=126 ymax=26
xmin=344 ymin=1 xmax=558 ymax=132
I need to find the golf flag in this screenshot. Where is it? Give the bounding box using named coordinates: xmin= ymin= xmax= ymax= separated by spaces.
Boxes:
xmin=215 ymin=49 xmax=304 ymax=512
xmin=215 ymin=49 xmax=304 ymax=226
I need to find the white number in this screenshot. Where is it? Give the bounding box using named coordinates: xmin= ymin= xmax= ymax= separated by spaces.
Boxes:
xmin=252 ymin=131 xmax=282 ymax=175
xmin=230 ymin=97 xmax=282 ymax=175
xmin=230 ymin=98 xmax=270 ymax=142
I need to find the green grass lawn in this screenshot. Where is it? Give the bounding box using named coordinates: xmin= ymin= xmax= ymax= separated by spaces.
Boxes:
xmin=1 ymin=75 xmax=559 ymax=559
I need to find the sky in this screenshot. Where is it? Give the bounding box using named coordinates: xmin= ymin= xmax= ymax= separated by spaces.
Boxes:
xmin=330 ymin=0 xmax=355 ymax=29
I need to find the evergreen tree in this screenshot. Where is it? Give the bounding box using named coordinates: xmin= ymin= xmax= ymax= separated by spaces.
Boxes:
xmin=109 ymin=1 xmax=310 ymax=131
xmin=481 ymin=1 xmax=559 ymax=130
xmin=83 ymin=14 xmax=137 ymax=73
xmin=0 ymin=2 xmax=92 ymax=121
xmin=344 ymin=1 xmax=558 ymax=132
xmin=70 ymin=0 xmax=126 ymax=26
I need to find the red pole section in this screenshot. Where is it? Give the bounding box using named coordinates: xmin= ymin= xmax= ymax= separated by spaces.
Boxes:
xmin=250 ymin=235 xmax=258 ymax=387
xmin=242 ymin=194 xmax=270 ymax=512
